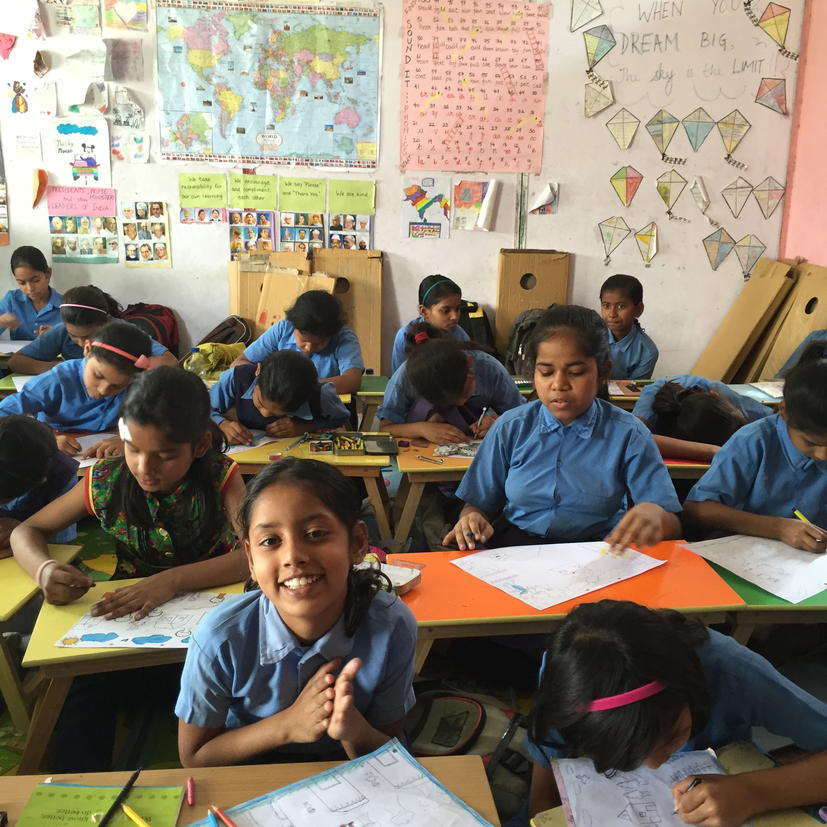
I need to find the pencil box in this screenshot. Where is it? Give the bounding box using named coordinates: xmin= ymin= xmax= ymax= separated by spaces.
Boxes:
xmin=333 ymin=432 xmax=365 ymax=455
xmin=363 ymin=435 xmax=398 ymax=455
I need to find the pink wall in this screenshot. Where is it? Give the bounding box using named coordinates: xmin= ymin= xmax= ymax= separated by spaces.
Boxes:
xmin=779 ymin=0 xmax=827 ymax=263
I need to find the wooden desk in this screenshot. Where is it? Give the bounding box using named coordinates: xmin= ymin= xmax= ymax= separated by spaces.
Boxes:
xmin=0 ymin=754 xmax=500 ymax=825
xmin=390 ymin=541 xmax=745 ymax=672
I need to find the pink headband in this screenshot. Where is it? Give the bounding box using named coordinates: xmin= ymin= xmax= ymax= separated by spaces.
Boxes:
xmin=60 ymin=303 xmax=108 ymax=314
xmin=586 ymin=680 xmax=666 ymax=712
xmin=90 ymin=340 xmax=151 ymax=369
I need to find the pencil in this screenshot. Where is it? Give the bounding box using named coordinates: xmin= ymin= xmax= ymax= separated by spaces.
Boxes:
xmin=210 ymin=804 xmax=239 ymax=827
xmin=121 ymin=803 xmax=151 ymax=827
xmin=474 ymin=406 xmax=489 ymax=431
xmin=98 ymin=767 xmax=142 ymax=827
xmin=673 ymin=776 xmax=702 ymax=813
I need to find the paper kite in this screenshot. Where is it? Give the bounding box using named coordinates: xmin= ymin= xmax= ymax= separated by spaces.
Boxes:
xmin=598 ymin=216 xmax=631 ymax=264
xmin=610 ymin=166 xmax=643 ymax=208
xmin=584 ymin=80 xmax=613 ymax=117
xmin=645 ymin=109 xmax=684 ymax=164
xmin=703 ymin=228 xmax=736 ymax=271
xmin=571 ymin=0 xmax=603 ymax=31
xmin=734 ymin=234 xmax=766 ymax=278
xmin=682 ymin=107 xmax=715 ymax=152
xmin=690 ymin=177 xmax=718 ymax=226
xmin=583 ymin=24 xmax=615 ymax=70
xmin=721 ymin=177 xmax=754 ymax=219
xmin=752 ymin=176 xmax=785 ymax=219
xmin=716 ymin=109 xmax=751 ymax=167
xmin=606 ymin=108 xmax=639 ymax=150
xmin=757 ymin=2 xmax=799 ymax=59
xmin=755 ymin=78 xmax=788 ymax=115
xmin=634 ymin=222 xmax=658 ymax=266
xmin=656 ymin=169 xmax=687 ymax=217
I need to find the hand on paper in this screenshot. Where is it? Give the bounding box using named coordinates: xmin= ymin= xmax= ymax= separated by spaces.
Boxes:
xmin=82 ymin=436 xmax=124 ymax=459
xmin=42 ymin=563 xmax=94 ymax=605
xmin=56 ymin=433 xmax=82 ymax=455
xmin=777 ymin=517 xmax=827 ymax=553
xmin=672 ymin=773 xmax=753 ymax=827
xmin=469 ymin=414 xmax=498 ymax=439
xmin=604 ymin=502 xmax=665 ymax=552
xmin=0 ymin=312 xmax=20 ymax=330
xmin=443 ymin=508 xmax=494 ymax=550
xmin=90 ymin=571 xmax=177 ymax=620
xmin=0 ymin=517 xmax=20 ymax=555
xmin=265 ymin=418 xmax=306 ymax=438
xmin=282 ymin=658 xmax=340 ymax=743
xmin=418 ymin=421 xmax=469 ymax=445
xmin=219 ymin=419 xmax=253 ymax=445
xmin=35 ymin=324 xmax=52 ymax=335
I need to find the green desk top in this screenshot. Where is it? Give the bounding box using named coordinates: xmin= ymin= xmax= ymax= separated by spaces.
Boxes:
xmin=711 ymin=562 xmax=827 ymax=608
xmin=0 ymin=374 xmax=17 ymax=392
xmin=357 ymin=374 xmax=390 ymax=394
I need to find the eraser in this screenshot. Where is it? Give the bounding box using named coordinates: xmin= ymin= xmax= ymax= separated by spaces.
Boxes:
xmin=398 ymin=440 xmax=410 ymax=447
xmin=268 ymin=452 xmax=283 ymax=461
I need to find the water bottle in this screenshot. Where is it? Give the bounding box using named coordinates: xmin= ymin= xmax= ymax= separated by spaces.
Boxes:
xmin=186 ymin=347 xmax=209 ymax=380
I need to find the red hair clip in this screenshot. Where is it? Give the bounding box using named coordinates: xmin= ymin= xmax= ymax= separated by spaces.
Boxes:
xmin=414 ymin=331 xmax=429 ymax=344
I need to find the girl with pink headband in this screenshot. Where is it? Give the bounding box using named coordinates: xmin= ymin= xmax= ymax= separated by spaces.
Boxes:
xmin=523 ymin=600 xmax=827 ymax=826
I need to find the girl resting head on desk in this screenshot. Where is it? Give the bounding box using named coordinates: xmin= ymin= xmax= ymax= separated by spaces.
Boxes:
xmin=176 ymin=457 xmax=417 ymax=767
xmin=442 ymin=305 xmax=682 ymax=550
xmin=525 ymin=600 xmax=827 ymax=827
xmin=11 ymin=366 xmax=247 ymax=618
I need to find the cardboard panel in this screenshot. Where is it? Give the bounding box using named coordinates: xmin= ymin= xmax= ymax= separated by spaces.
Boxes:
xmin=494 ymin=249 xmax=571 ymax=353
xmin=690 ymin=258 xmax=795 ymax=382
xmin=255 ymin=273 xmax=336 ymax=337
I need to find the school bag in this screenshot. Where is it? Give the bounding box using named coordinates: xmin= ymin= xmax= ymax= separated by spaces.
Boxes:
xmin=196 ymin=315 xmax=253 ymax=346
xmin=503 ymin=306 xmax=554 ymax=377
xmin=122 ymin=303 xmax=180 ymax=357
xmin=458 ymin=299 xmax=499 ymax=357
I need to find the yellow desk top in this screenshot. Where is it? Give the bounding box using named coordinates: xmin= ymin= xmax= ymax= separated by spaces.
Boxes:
xmin=23 ymin=578 xmax=245 ymax=668
xmin=230 ymin=435 xmax=389 ymax=467
xmin=0 ymin=545 xmax=81 ymax=623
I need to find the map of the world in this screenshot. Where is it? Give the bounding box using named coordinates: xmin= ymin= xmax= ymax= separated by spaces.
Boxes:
xmin=156 ymin=1 xmax=380 ymax=167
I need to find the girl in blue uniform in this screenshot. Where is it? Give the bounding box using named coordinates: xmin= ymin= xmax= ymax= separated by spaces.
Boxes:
xmin=684 ymin=356 xmax=827 ymax=551
xmin=599 ymin=274 xmax=658 ymax=380
xmin=0 ymin=320 xmax=151 ymax=456
xmin=443 ymin=305 xmax=681 ymax=550
xmin=7 ymin=284 xmax=177 ymax=374
xmin=235 ymin=291 xmax=364 ymax=393
xmin=176 ymin=457 xmax=417 ymax=766
xmin=391 ymin=275 xmax=469 ymax=372
xmin=0 ymin=246 xmax=62 ymax=340
xmin=210 ymin=350 xmax=350 ymax=444
xmin=524 ymin=600 xmax=827 ymax=826
xmin=379 ymin=323 xmax=525 ymax=445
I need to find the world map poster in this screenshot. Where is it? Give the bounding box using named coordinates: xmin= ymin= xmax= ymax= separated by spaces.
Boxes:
xmin=156 ymin=1 xmax=381 ymax=167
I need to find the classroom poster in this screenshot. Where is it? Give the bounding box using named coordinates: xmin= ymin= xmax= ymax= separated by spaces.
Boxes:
xmin=42 ymin=117 xmax=111 ymax=187
xmin=46 ymin=185 xmax=118 ymax=263
xmin=120 ymin=200 xmax=172 ymax=266
xmin=327 ymin=213 xmax=372 ymax=250
xmin=102 ymin=0 xmax=148 ymax=31
xmin=400 ymin=175 xmax=451 ymax=239
xmin=180 ymin=207 xmax=226 ymax=224
xmin=0 ymin=133 xmax=7 ymax=247
xmin=229 ymin=174 xmax=276 ymax=211
xmin=43 ymin=0 xmax=101 ymax=35
xmin=452 ymin=179 xmax=500 ymax=230
xmin=229 ymin=210 xmax=275 ymax=258
xmin=279 ymin=212 xmax=323 ymax=252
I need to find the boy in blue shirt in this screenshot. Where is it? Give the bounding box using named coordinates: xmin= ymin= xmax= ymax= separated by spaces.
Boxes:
xmin=599 ymin=274 xmax=658 ymax=380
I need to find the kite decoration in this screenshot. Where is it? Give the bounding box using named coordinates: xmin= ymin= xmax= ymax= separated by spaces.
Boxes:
xmin=734 ymin=234 xmax=767 ymax=279
xmin=634 ymin=222 xmax=658 ymax=267
xmin=584 ymin=80 xmax=614 ymax=117
xmin=752 ymin=175 xmax=786 ymax=219
xmin=703 ymin=227 xmax=736 ymax=271
xmin=755 ymin=78 xmax=788 ymax=115
xmin=682 ymin=107 xmax=716 ymax=152
xmin=610 ymin=165 xmax=643 ymax=208
xmin=598 ymin=216 xmax=631 ymax=265
xmin=690 ymin=177 xmax=719 ymax=226
xmin=716 ymin=109 xmax=751 ymax=168
xmin=606 ymin=108 xmax=640 ymax=150
xmin=656 ymin=169 xmax=688 ymax=220
xmin=645 ymin=109 xmax=685 ymax=165
xmin=721 ymin=177 xmax=754 ymax=219
xmin=571 ymin=0 xmax=603 ymax=32
xmin=744 ymin=1 xmax=799 ymax=60
xmin=583 ymin=24 xmax=615 ymax=87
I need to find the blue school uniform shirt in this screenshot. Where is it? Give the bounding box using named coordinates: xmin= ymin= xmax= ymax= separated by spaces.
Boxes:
xmin=209 ymin=364 xmax=350 ymax=430
xmin=0 ymin=358 xmax=125 ymax=432
xmin=526 ymin=629 xmax=827 ymax=768
xmin=16 ymin=322 xmax=168 ymax=362
xmin=685 ymin=415 xmax=827 ymax=525
xmin=608 ymin=324 xmax=659 ymax=380
xmin=633 ymin=375 xmax=772 ymax=429
xmin=391 ymin=318 xmax=470 ymax=373
xmin=778 ymin=329 xmax=827 ymax=376
xmin=455 ymin=398 xmax=681 ymax=540
xmin=175 ymin=589 xmax=417 ymax=758
xmin=378 ymin=349 xmax=524 ymax=425
xmin=243 ymin=320 xmax=364 ymax=379
xmin=0 ymin=287 xmax=62 ymax=340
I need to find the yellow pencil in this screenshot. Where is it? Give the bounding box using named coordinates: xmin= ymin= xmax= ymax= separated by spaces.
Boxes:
xmin=793 ymin=508 xmax=812 ymax=524
xmin=121 ymin=803 xmax=151 ymax=827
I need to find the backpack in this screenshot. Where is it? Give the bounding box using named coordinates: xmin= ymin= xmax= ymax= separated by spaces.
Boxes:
xmin=458 ymin=299 xmax=498 ymax=356
xmin=196 ymin=315 xmax=253 ymax=346
xmin=504 ymin=307 xmax=552 ymax=376
xmin=122 ymin=303 xmax=180 ymax=357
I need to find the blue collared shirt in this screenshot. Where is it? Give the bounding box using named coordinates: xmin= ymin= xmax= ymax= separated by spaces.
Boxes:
xmin=0 ymin=287 xmax=62 ymax=340
xmin=608 ymin=324 xmax=659 ymax=380
xmin=527 ymin=629 xmax=827 ymax=768
xmin=378 ymin=349 xmax=525 ymax=424
xmin=176 ymin=589 xmax=417 ymax=757
xmin=455 ymin=398 xmax=681 ymax=539
xmin=391 ymin=318 xmax=470 ymax=373
xmin=209 ymin=367 xmax=350 ymax=430
xmin=16 ymin=322 xmax=168 ymax=362
xmin=243 ymin=320 xmax=364 ymax=379
xmin=0 ymin=358 xmax=126 ymax=431
xmin=778 ymin=329 xmax=827 ymax=377
xmin=633 ymin=375 xmax=772 ymax=430
xmin=685 ymin=415 xmax=827 ymax=524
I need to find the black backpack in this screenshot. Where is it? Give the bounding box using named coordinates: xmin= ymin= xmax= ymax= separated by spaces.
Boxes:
xmin=458 ymin=299 xmax=498 ymax=356
xmin=503 ymin=307 xmax=552 ymax=376
xmin=196 ymin=315 xmax=253 ymax=346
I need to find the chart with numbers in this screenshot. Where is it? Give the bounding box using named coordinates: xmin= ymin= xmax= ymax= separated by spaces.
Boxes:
xmin=400 ymin=0 xmax=549 ymax=174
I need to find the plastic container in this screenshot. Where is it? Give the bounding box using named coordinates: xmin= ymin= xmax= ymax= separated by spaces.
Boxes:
xmin=186 ymin=347 xmax=209 ymax=379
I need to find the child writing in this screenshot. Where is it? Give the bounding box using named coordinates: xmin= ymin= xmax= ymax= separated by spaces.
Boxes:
xmin=683 ymin=356 xmax=827 ymax=551
xmin=443 ymin=306 xmax=681 ymax=550
xmin=524 ymin=600 xmax=827 ymax=826
xmin=176 ymin=457 xmax=417 ymax=766
xmin=210 ymin=350 xmax=351 ymax=444
xmin=0 ymin=246 xmax=62 ymax=340
xmin=391 ymin=275 xmax=469 ymax=372
xmin=8 ymin=284 xmax=177 ymax=375
xmin=379 ymin=323 xmax=525 ymax=445
xmin=599 ymin=274 xmax=659 ymax=380
xmin=233 ymin=291 xmax=364 ymax=394
xmin=0 ymin=320 xmax=151 ymax=457
xmin=633 ymin=374 xmax=772 ymax=462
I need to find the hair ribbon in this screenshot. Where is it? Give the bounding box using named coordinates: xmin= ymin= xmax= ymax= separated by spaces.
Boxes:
xmin=90 ymin=340 xmax=152 ymax=369
xmin=420 ymin=278 xmax=453 ymax=304
xmin=414 ymin=331 xmax=430 ymax=344
xmin=60 ymin=303 xmax=108 ymax=314
xmin=585 ymin=680 xmax=666 ymax=712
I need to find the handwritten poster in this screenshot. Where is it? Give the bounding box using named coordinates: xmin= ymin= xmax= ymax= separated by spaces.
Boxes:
xmin=178 ymin=173 xmax=227 ymax=207
xmin=279 ymin=177 xmax=327 ymax=214
xmin=47 ymin=187 xmax=118 ymax=264
xmin=329 ymin=179 xmax=375 ymax=215
xmin=42 ymin=117 xmax=111 ymax=187
xmin=400 ymin=0 xmax=549 ymax=173
xmin=229 ymin=174 xmax=276 ymax=210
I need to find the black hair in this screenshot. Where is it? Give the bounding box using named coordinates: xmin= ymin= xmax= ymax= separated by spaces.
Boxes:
xmin=794 ymin=338 xmax=827 ymax=371
xmin=600 ymin=274 xmax=643 ymax=305
xmin=650 ymin=381 xmax=743 ymax=445
xmin=285 ymin=290 xmax=345 ymax=339
xmin=10 ymin=245 xmax=50 ymax=274
xmin=525 ymin=305 xmax=611 ymax=375
xmin=239 ymin=457 xmax=392 ymax=636
xmin=783 ymin=358 xmax=827 ymax=436
xmin=60 ymin=285 xmax=123 ymax=328
xmin=418 ymin=274 xmax=462 ymax=308
xmin=528 ymin=600 xmax=710 ymax=774
xmin=258 ymin=350 xmax=319 ymax=411
xmin=87 ymin=320 xmax=151 ymax=376
xmin=0 ymin=416 xmax=58 ymax=500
